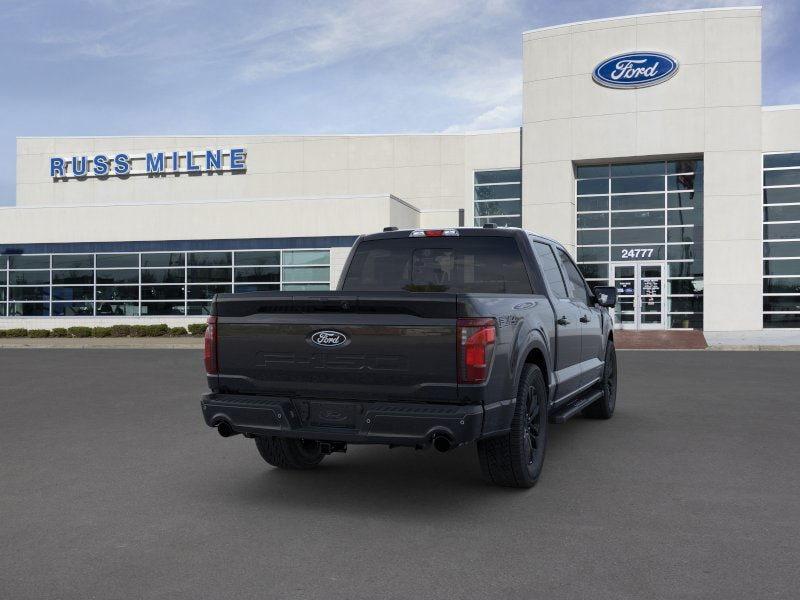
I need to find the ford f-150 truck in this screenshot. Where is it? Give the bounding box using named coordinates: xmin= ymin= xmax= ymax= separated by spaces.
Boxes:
xmin=201 ymin=226 xmax=618 ymax=488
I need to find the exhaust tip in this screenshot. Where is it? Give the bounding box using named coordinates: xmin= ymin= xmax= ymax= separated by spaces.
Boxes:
xmin=432 ymin=434 xmax=453 ymax=453
xmin=216 ymin=421 xmax=238 ymax=438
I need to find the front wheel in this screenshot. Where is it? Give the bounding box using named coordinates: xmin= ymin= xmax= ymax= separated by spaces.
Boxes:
xmin=583 ymin=339 xmax=617 ymax=419
xmin=254 ymin=436 xmax=325 ymax=470
xmin=477 ymin=364 xmax=549 ymax=488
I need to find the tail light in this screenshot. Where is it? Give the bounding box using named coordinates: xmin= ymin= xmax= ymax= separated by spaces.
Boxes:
xmin=457 ymin=318 xmax=496 ymax=384
xmin=204 ymin=316 xmax=218 ymax=375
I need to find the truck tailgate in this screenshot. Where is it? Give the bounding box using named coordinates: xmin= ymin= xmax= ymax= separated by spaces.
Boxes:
xmin=215 ymin=293 xmax=459 ymax=403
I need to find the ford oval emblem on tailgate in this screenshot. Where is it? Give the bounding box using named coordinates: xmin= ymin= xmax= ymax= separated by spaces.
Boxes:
xmin=309 ymin=330 xmax=349 ymax=347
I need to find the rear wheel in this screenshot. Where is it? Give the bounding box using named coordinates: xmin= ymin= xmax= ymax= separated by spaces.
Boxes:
xmin=254 ymin=436 xmax=325 ymax=470
xmin=583 ymin=340 xmax=617 ymax=419
xmin=477 ymin=364 xmax=548 ymax=488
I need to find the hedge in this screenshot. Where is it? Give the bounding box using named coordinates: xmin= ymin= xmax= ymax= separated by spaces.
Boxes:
xmin=188 ymin=323 xmax=208 ymax=336
xmin=28 ymin=329 xmax=51 ymax=338
xmin=0 ymin=323 xmax=206 ymax=338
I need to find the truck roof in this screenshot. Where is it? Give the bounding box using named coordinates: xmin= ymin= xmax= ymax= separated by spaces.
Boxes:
xmin=360 ymin=226 xmax=567 ymax=251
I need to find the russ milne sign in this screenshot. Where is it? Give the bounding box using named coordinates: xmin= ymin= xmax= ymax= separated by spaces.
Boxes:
xmin=592 ymin=52 xmax=678 ymax=89
xmin=50 ymin=148 xmax=246 ymax=179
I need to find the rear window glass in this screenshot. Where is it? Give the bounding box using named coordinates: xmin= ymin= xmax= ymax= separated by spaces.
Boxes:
xmin=342 ymin=237 xmax=532 ymax=294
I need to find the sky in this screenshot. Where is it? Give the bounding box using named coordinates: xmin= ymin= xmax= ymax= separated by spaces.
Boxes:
xmin=1 ymin=0 xmax=799 ymax=206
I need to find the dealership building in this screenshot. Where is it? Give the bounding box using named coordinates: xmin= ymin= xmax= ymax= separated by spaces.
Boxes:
xmin=2 ymin=6 xmax=799 ymax=334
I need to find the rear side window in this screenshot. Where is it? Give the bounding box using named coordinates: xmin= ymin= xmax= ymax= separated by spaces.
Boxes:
xmin=531 ymin=241 xmax=568 ymax=299
xmin=342 ymin=237 xmax=533 ymax=294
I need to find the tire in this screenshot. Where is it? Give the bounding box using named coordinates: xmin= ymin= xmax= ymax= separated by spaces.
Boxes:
xmin=254 ymin=436 xmax=325 ymax=470
xmin=583 ymin=339 xmax=617 ymax=419
xmin=477 ymin=364 xmax=548 ymax=488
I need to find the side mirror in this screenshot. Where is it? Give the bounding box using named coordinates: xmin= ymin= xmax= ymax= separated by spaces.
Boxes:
xmin=593 ymin=286 xmax=617 ymax=308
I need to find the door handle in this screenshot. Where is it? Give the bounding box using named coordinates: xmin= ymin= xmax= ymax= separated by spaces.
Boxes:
xmin=557 ymin=316 xmax=570 ymax=326
xmin=579 ymin=315 xmax=590 ymax=323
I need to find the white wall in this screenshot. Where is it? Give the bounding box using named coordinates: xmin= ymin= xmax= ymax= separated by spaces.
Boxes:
xmin=522 ymin=7 xmax=764 ymax=331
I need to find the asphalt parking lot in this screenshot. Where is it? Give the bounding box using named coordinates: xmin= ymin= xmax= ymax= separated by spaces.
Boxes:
xmin=1 ymin=349 xmax=798 ymax=600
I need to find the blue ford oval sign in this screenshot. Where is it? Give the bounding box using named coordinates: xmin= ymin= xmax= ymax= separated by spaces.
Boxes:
xmin=592 ymin=52 xmax=678 ymax=89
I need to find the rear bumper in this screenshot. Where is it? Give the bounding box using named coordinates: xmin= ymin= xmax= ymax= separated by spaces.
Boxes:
xmin=201 ymin=393 xmax=515 ymax=448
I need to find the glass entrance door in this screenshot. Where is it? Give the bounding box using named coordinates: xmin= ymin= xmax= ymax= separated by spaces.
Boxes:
xmin=610 ymin=262 xmax=666 ymax=330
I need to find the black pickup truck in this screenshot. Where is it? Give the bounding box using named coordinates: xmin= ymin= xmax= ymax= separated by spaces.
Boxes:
xmin=201 ymin=226 xmax=618 ymax=488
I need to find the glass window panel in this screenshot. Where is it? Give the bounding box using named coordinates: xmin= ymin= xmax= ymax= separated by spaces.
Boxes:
xmin=96 ymin=269 xmax=138 ymax=284
xmin=763 ymin=188 xmax=800 ymax=205
xmin=474 ymin=184 xmax=521 ymax=200
xmin=610 ymin=228 xmax=664 ymax=244
xmin=52 ymin=254 xmax=93 ymax=269
xmin=764 ymin=241 xmax=800 ymax=258
xmin=10 ymin=270 xmax=50 ymax=285
xmin=611 ymin=210 xmax=664 ymax=228
xmin=52 ymin=302 xmax=94 ymax=317
xmin=96 ymin=302 xmax=139 ymax=316
xmin=578 ymin=264 xmax=608 ymax=279
xmin=576 ymin=165 xmax=609 ymax=178
xmin=611 ymin=194 xmax=664 ymax=210
xmin=577 ymin=196 xmax=608 ymax=212
xmin=9 ymin=255 xmax=49 ymax=269
xmin=234 ymin=283 xmax=281 ymax=293
xmin=282 ymin=250 xmax=329 ymax=266
xmin=140 ymin=302 xmax=185 ymax=316
xmin=0 ymin=271 xmax=5 ymax=285
xmin=282 ymin=284 xmax=331 ymax=291
xmin=234 ymin=267 xmax=280 ymax=283
xmin=764 ymin=259 xmax=800 ymax=275
xmin=577 ymin=212 xmax=608 ymax=228
xmin=96 ymin=253 xmax=138 ymax=268
xmin=667 ymin=191 xmax=702 ymax=209
xmin=474 ymin=170 xmax=520 ymax=184
xmin=0 ymin=288 xmax=5 ymax=302
xmin=611 ymin=176 xmax=663 ymax=194
xmin=187 ymin=251 xmax=231 ymax=267
xmin=668 ymin=209 xmax=699 ymax=226
xmin=141 ymin=285 xmax=185 ymax=300
xmin=764 ymin=314 xmax=800 ymax=327
xmin=473 ymin=216 xmax=522 ymax=227
xmin=668 ymin=279 xmax=704 ymax=295
xmin=95 ymin=286 xmax=139 ymax=301
xmin=764 ymin=153 xmax=800 ymax=168
xmin=610 ymin=162 xmax=664 ymax=176
xmin=52 ymin=270 xmax=93 ymax=285
xmin=577 ymin=230 xmax=608 ymax=245
xmin=764 ymin=170 xmax=800 ymax=187
xmin=669 ymin=297 xmax=703 ymax=312
xmin=557 ymin=249 xmax=589 ymax=304
xmin=763 ymin=296 xmax=800 ymax=312
xmin=474 ymin=199 xmax=522 ymax=217
xmin=667 ymin=160 xmax=702 ymax=174
xmin=668 ymin=227 xmax=694 ymax=243
xmin=532 ymin=242 xmax=568 ymax=298
xmin=140 ymin=253 xmax=185 ymax=268
xmin=282 ymin=266 xmax=329 ymax=282
xmin=611 ymin=246 xmax=665 ymax=261
xmin=667 ymin=245 xmax=694 ymax=261
xmin=234 ymin=251 xmax=279 ymax=266
xmin=667 ymin=174 xmax=698 ymax=191
xmin=668 ymin=262 xmax=696 ymax=277
xmin=577 ymin=246 xmax=609 ymax=262
xmin=0 ymin=255 xmax=6 ymax=269
xmin=187 ymin=303 xmax=212 ymax=315
xmin=142 ymin=268 xmax=184 ymax=284
xmin=187 ymin=284 xmax=231 ymax=300
xmin=53 ymin=286 xmax=94 ymax=301
xmin=187 ymin=267 xmax=231 ymax=283
xmin=8 ymin=302 xmax=49 ymax=316
xmin=764 ymin=205 xmax=800 ymax=222
xmin=0 ymin=304 xmax=5 ymax=316
xmin=10 ymin=286 xmax=49 ymax=301
xmin=763 ymin=278 xmax=800 ymax=294
xmin=576 ymin=179 xmax=608 ymax=195
xmin=670 ymin=314 xmax=703 ymax=329
xmin=764 ymin=223 xmax=800 ymax=240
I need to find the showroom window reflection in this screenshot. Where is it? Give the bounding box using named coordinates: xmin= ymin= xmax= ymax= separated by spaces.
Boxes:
xmin=0 ymin=249 xmax=331 ymax=317
xmin=474 ymin=169 xmax=522 ymax=227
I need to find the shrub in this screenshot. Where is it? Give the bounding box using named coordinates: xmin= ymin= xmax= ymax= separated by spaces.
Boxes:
xmin=92 ymin=327 xmax=113 ymax=338
xmin=67 ymin=326 xmax=92 ymax=338
xmin=28 ymin=329 xmax=51 ymax=338
xmin=167 ymin=326 xmax=188 ymax=337
xmin=4 ymin=328 xmax=28 ymax=338
xmin=130 ymin=325 xmax=149 ymax=337
xmin=188 ymin=323 xmax=207 ymax=336
xmin=109 ymin=324 xmax=132 ymax=337
xmin=51 ymin=328 xmax=69 ymax=338
xmin=145 ymin=324 xmax=169 ymax=337
xmin=0 ymin=330 xmax=5 ymax=338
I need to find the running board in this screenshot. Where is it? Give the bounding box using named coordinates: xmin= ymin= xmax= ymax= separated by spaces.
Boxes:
xmin=549 ymin=390 xmax=604 ymax=424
